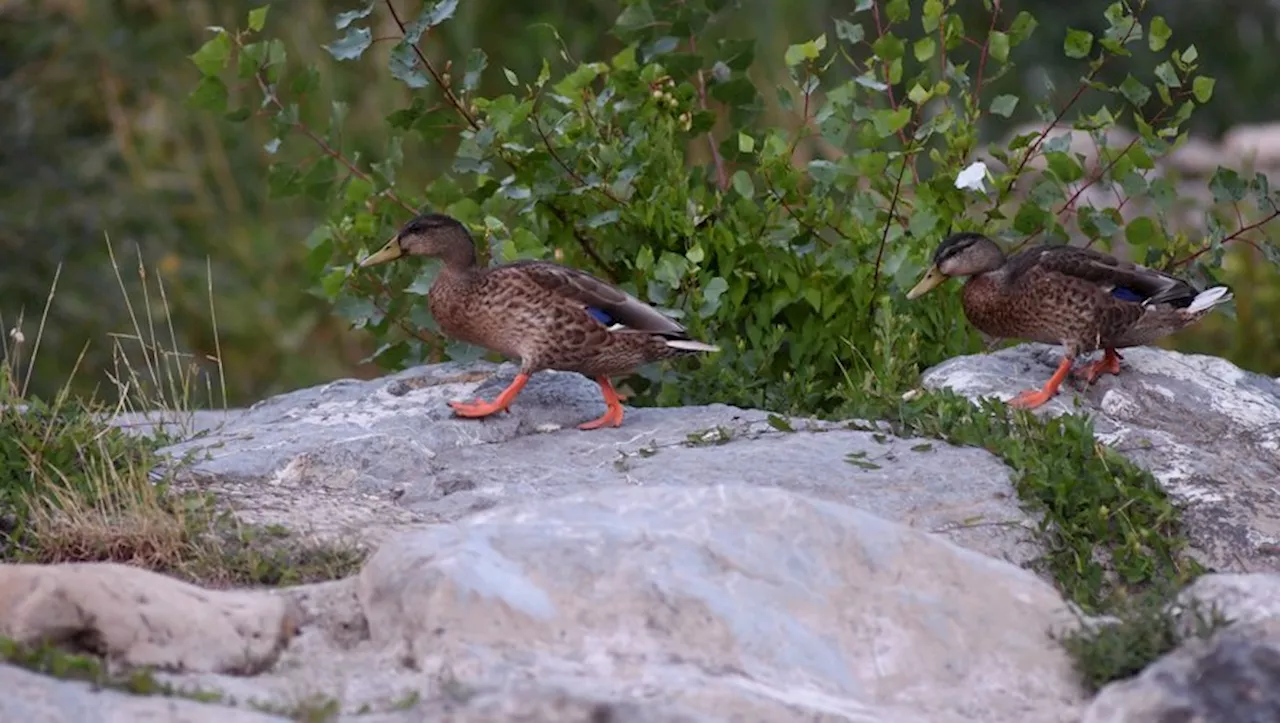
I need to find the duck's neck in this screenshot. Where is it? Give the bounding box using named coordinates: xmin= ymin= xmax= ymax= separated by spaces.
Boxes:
xmin=438 ymin=238 xmax=479 ymax=272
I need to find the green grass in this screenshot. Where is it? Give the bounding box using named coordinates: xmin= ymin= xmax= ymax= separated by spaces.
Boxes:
xmin=0 ymin=637 xmax=224 ymax=703
xmin=1 ymin=240 xmax=365 ymax=588
xmin=835 ymin=386 xmax=1209 ymax=690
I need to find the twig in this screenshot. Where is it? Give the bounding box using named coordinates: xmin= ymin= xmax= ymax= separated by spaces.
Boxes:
xmin=531 ymin=110 xmax=627 ymax=207
xmin=1173 ymin=208 xmax=1280 ymax=268
xmin=868 ymin=150 xmax=911 ymax=324
xmin=688 ymin=35 xmax=729 ymax=191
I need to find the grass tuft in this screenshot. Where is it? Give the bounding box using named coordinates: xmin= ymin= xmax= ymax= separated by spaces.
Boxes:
xmin=2 ymin=236 xmax=365 ymax=589
xmin=1054 ymin=588 xmax=1233 ymax=693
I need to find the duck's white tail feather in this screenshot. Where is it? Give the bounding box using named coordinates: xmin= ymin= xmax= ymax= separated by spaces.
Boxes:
xmin=1186 ymin=286 xmax=1233 ymax=314
xmin=665 ymin=339 xmax=721 ymax=353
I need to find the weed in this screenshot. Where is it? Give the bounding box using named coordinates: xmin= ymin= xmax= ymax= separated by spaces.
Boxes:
xmin=0 ymin=636 xmax=223 ymax=703
xmin=841 ymin=389 xmax=1199 ymax=615
xmin=2 ymin=238 xmax=363 ymax=588
xmin=1054 ymin=588 xmax=1233 ymax=692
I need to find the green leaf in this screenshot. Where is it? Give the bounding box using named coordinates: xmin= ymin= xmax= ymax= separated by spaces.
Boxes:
xmin=885 ymin=0 xmax=909 ymax=23
xmin=988 ymin=31 xmax=1010 ymax=63
xmin=835 ymin=19 xmax=864 ymax=45
xmin=908 ymin=84 xmax=930 ymax=105
xmin=989 ymin=95 xmax=1018 ymax=118
xmin=189 ymin=32 xmax=231 ymax=76
xmin=584 ymin=210 xmax=621 ymax=229
xmin=463 ymin=48 xmax=488 ymax=92
xmin=1009 ymin=12 xmax=1038 ymax=44
xmin=871 ymin=34 xmax=905 ymax=61
xmin=922 ymin=0 xmax=944 ymax=32
xmin=247 ymin=5 xmax=269 ymax=32
xmin=784 ymin=35 xmax=827 ymax=67
xmin=406 ymin=267 xmax=439 ymax=295
xmin=731 ymin=170 xmax=755 ymax=198
xmin=1124 ymin=216 xmax=1160 ymax=249
xmin=615 ymin=1 xmax=656 ymax=34
xmin=1208 ymin=167 xmax=1247 ymax=203
xmin=871 ymin=107 xmax=911 ymax=137
xmin=389 ymin=44 xmax=429 ymax=88
xmin=325 ymin=27 xmax=372 ymax=61
xmin=335 ymin=2 xmax=374 ymax=29
xmin=913 ymin=37 xmax=936 ymax=62
xmin=502 ymin=67 xmax=519 ymax=86
xmin=1063 ymin=29 xmax=1093 ymax=59
xmin=1148 ymin=16 xmax=1171 ymax=51
xmin=186 ymin=76 xmax=228 ymax=112
xmin=1192 ymin=76 xmax=1215 ymax=104
xmin=1118 ymin=75 xmax=1150 ymax=108
xmin=1154 ymin=62 xmax=1180 ymax=88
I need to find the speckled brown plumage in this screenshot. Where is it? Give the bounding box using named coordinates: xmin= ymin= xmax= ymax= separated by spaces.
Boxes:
xmin=358 ymin=212 xmax=720 ymax=429
xmin=907 ymin=232 xmax=1233 ymax=409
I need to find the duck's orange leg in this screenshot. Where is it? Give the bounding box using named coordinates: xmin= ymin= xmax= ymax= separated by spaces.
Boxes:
xmin=579 ymin=376 xmax=625 ymax=430
xmin=1079 ymin=348 xmax=1124 ymax=385
xmin=449 ymin=373 xmax=530 ymax=418
xmin=1009 ymin=356 xmax=1074 ymax=410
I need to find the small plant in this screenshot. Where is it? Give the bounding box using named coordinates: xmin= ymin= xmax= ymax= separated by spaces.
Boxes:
xmin=1055 ymin=588 xmax=1232 ymax=692
xmin=842 ymin=388 xmax=1197 ymax=614
xmin=1 ymin=240 xmax=363 ymax=589
xmin=0 ymin=636 xmax=224 ymax=703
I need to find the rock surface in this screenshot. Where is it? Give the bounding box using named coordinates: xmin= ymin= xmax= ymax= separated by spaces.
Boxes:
xmin=12 ymin=353 xmax=1280 ymax=721
xmin=921 ymin=344 xmax=1280 ymax=575
xmin=0 ymin=563 xmax=297 ymax=674
xmin=3 ymin=486 xmax=1084 ymax=722
xmin=1082 ymin=616 xmax=1280 ymax=723
xmin=0 ymin=663 xmax=291 ymax=723
xmin=150 ymin=361 xmax=1044 ymax=569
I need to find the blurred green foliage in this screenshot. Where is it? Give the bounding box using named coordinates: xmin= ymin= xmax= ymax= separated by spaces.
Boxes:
xmin=4 ymin=0 xmax=1280 ymax=409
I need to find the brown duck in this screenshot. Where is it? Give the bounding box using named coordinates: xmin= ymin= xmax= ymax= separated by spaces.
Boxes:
xmin=359 ymin=213 xmax=720 ymax=429
xmin=906 ymin=232 xmax=1233 ymax=409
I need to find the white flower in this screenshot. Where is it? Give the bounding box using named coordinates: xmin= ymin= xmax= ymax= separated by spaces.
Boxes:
xmin=7 ymin=327 xmax=23 ymax=345
xmin=954 ymin=160 xmax=989 ymax=193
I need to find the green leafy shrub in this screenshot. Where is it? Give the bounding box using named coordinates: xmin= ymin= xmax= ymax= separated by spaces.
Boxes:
xmin=190 ymin=0 xmax=1277 ymax=417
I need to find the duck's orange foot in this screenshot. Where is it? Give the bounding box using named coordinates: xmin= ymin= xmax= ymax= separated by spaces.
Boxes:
xmin=447 ymin=373 xmax=530 ymax=420
xmin=1008 ymin=355 xmax=1074 ymax=410
xmin=578 ymin=375 xmax=625 ymax=431
xmin=1008 ymin=388 xmax=1056 ymax=410
xmin=1079 ymin=348 xmax=1124 ymax=385
xmin=448 ymin=398 xmax=508 ymax=418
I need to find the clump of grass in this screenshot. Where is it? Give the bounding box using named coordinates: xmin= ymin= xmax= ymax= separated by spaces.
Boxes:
xmin=1054 ymin=588 xmax=1233 ymax=692
xmin=0 ymin=636 xmax=223 ymax=703
xmin=840 ymin=388 xmax=1200 ymax=614
xmin=2 ymin=237 xmax=364 ymax=588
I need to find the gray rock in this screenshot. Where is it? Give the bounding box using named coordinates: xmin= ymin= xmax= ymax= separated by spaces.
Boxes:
xmin=921 ymin=344 xmax=1280 ymax=574
xmin=162 ymin=485 xmax=1085 ymax=722
xmin=1082 ymin=617 xmax=1280 ymax=723
xmin=0 ymin=663 xmax=289 ymax=723
xmin=154 ymin=361 xmax=1044 ymax=568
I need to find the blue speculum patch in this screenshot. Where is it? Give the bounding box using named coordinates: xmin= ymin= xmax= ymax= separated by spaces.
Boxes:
xmin=586 ymin=307 xmax=615 ymax=325
xmin=1110 ymin=286 xmax=1145 ymax=303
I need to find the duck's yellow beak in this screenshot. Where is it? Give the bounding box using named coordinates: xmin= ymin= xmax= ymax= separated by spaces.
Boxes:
xmin=359 ymin=236 xmax=403 ymax=267
xmin=906 ymin=265 xmax=947 ymax=300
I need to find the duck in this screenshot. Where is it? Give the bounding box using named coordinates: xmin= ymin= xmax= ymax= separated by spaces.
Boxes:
xmin=358 ymin=212 xmax=721 ymax=429
xmin=906 ymin=231 xmax=1233 ymax=410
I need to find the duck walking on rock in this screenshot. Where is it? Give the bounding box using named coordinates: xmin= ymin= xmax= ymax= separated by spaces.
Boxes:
xmin=359 ymin=213 xmax=721 ymax=430
xmin=906 ymin=232 xmax=1233 ymax=410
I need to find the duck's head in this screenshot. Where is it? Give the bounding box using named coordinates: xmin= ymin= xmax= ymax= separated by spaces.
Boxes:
xmin=906 ymin=232 xmax=1006 ymax=299
xmin=360 ymin=213 xmax=476 ymax=268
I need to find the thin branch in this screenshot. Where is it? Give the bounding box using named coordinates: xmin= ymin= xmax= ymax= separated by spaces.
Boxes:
xmin=688 ymin=34 xmax=729 ymax=191
xmin=531 ymin=110 xmax=627 ymax=207
xmin=867 ymin=150 xmax=911 ymax=324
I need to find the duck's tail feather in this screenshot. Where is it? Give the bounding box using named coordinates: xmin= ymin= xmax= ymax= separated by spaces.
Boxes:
xmin=1185 ymin=286 xmax=1233 ymax=314
xmin=664 ymin=339 xmax=721 ymax=353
